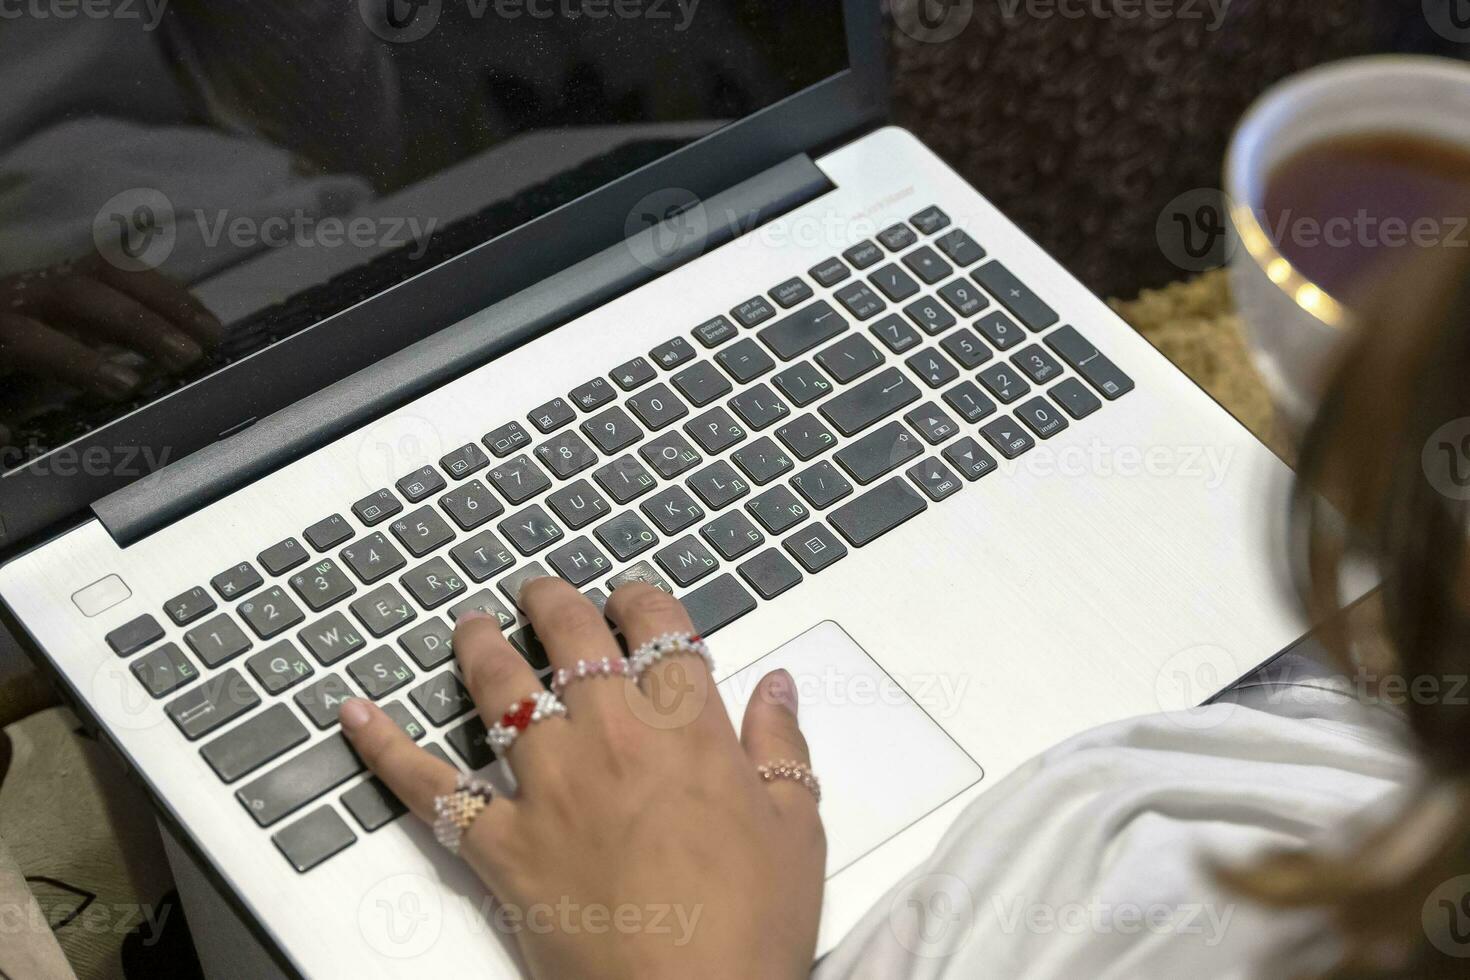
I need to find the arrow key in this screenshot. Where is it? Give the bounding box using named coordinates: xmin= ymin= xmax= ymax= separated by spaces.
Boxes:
xmin=943 ymin=437 xmax=999 ymax=481
xmin=904 ymin=403 xmax=960 ymax=445
xmin=907 ymin=458 xmax=963 ymax=501
xmin=980 ymin=416 xmax=1036 ymax=460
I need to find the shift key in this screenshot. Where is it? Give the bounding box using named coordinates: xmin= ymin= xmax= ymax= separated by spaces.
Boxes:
xmin=236 ymin=733 xmax=363 ymax=827
xmin=820 ymin=368 xmax=920 ymax=437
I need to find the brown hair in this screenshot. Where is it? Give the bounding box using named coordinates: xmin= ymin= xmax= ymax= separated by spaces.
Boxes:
xmin=1217 ymin=244 xmax=1470 ymax=977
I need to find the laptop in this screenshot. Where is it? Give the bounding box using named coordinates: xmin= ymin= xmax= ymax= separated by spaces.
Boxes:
xmin=0 ymin=2 xmax=1312 ymax=975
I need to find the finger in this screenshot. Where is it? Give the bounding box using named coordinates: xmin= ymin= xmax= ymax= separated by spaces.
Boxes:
xmin=339 ymin=698 xmax=461 ymax=823
xmin=740 ymin=670 xmax=820 ymax=817
xmin=605 ymin=583 xmax=732 ymax=735
xmin=0 ymin=312 xmax=140 ymax=400
xmin=453 ymin=611 xmax=562 ymax=768
xmin=41 ymin=276 xmax=203 ymax=370
xmin=86 ymin=259 xmax=225 ymax=347
xmin=519 ymin=576 xmax=625 ymax=711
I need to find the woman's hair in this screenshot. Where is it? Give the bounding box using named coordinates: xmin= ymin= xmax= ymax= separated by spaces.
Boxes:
xmin=1218 ymin=243 xmax=1470 ymax=977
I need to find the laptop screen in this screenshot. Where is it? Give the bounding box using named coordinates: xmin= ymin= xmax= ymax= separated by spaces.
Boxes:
xmin=0 ymin=0 xmax=849 ymax=474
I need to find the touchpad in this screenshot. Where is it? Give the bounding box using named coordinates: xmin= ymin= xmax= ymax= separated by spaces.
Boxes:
xmin=718 ymin=622 xmax=984 ymax=878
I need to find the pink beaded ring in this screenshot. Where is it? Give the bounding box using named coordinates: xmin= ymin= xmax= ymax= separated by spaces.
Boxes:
xmin=551 ymin=656 xmax=631 ymax=698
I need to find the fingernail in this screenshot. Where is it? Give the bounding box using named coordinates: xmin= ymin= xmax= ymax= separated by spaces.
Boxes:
xmin=94 ymin=363 xmax=140 ymax=400
xmin=766 ymin=669 xmax=799 ymax=717
xmin=340 ymin=698 xmax=373 ymax=731
xmin=456 ymin=610 xmax=495 ymax=626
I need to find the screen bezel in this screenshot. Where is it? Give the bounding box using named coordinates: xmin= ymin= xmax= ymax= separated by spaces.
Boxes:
xmin=0 ymin=0 xmax=887 ymax=555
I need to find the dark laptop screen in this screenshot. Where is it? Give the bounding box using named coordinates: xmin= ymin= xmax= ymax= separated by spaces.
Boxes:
xmin=0 ymin=0 xmax=848 ymax=473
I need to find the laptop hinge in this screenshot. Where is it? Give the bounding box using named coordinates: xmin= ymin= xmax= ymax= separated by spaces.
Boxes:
xmin=95 ymin=153 xmax=834 ymax=547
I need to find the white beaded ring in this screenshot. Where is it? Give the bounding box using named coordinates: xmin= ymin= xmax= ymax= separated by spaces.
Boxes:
xmin=628 ymin=632 xmax=714 ymax=683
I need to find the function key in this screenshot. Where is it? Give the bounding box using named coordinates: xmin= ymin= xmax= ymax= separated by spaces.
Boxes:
xmin=833 ymin=282 xmax=886 ymax=321
xmin=611 ymin=355 xmax=658 ymax=390
xmin=569 ymin=377 xmax=616 ymax=413
xmin=439 ymin=443 xmax=490 ymax=480
xmin=934 ymin=229 xmax=986 ymax=267
xmin=782 ymin=523 xmax=848 ymax=574
xmin=258 ymin=538 xmax=309 ymax=576
xmin=529 ymin=397 xmax=576 ymax=434
xmin=910 ymin=206 xmax=951 ymax=236
xmin=212 ymin=562 xmax=263 ymax=601
xmin=691 ymin=316 xmax=738 ymax=349
xmin=106 ymin=613 xmax=164 ymax=657
xmin=842 ymin=240 xmax=883 ymax=270
xmin=980 ymin=416 xmax=1037 ymax=460
xmin=809 ymin=256 xmax=851 ymax=288
xmin=770 ymin=278 xmax=814 ymax=309
xmin=165 ymin=587 xmax=216 ymax=627
xmin=1015 ymin=396 xmax=1070 ymax=440
xmin=905 ymin=404 xmax=960 ymax=445
xmin=304 ymin=515 xmax=353 ymax=552
xmin=130 ymin=642 xmax=198 ymax=699
xmin=395 ymin=465 xmax=446 ymax=504
xmin=651 ymin=335 xmax=697 ymax=371
xmin=1044 ymin=326 xmax=1135 ymax=400
xmin=483 ymin=421 xmax=532 ymax=458
xmin=1050 ymin=377 xmax=1103 ymax=419
xmin=352 ymin=489 xmax=402 ymax=527
xmin=732 ymin=297 xmax=777 ymax=329
xmin=902 ymin=246 xmax=953 ymax=286
xmin=869 ymin=264 xmax=920 ymax=303
xmin=877 ymin=223 xmax=918 ymax=252
xmin=972 ymin=262 xmax=1059 ymax=332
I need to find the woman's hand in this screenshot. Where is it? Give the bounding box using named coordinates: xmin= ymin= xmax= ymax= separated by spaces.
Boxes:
xmin=338 ymin=579 xmax=826 ymax=980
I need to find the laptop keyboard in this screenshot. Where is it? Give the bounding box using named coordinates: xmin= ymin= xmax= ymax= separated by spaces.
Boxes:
xmin=102 ymin=205 xmax=1135 ymax=873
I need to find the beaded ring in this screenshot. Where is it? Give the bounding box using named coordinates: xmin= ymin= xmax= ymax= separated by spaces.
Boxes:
xmin=432 ymin=773 xmax=494 ymax=855
xmin=551 ymin=656 xmax=632 ymax=698
xmin=485 ymin=690 xmax=568 ymax=754
xmin=628 ymin=632 xmax=714 ymax=683
xmin=756 ymin=760 xmax=822 ymax=803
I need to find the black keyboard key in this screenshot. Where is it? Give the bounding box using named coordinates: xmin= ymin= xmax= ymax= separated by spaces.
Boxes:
xmin=834 ymin=281 xmax=886 ymax=320
xmin=594 ymin=454 xmax=657 ymax=504
xmin=943 ymin=380 xmax=997 ymax=424
xmin=835 ymin=421 xmax=923 ymax=485
xmin=692 ymin=315 xmax=738 ymax=348
xmin=304 ymin=515 xmax=354 ymax=552
xmin=500 ymin=505 xmax=564 ymax=556
xmin=944 ymin=438 xmax=999 ymax=481
xmin=671 ymin=360 xmax=732 ymax=406
xmin=641 ymin=432 xmax=702 ymax=479
xmin=980 ymin=416 xmax=1037 ymax=459
xmin=581 ymin=407 xmax=642 ymax=455
xmin=700 ymin=511 xmax=765 ymax=561
xmin=166 ymin=668 xmax=259 ymax=740
xmin=201 ymin=703 xmax=307 ymax=783
xmin=878 ymin=223 xmax=918 ymax=251
xmin=934 ymin=228 xmax=985 ymax=266
xmin=458 ymin=585 xmax=519 ymax=625
xmin=656 ymin=536 xmax=721 ymax=588
xmin=905 ymin=404 xmax=960 ymax=445
xmin=107 ymin=614 xmax=164 ymax=657
xmin=870 ymin=313 xmax=922 ymax=354
xmin=737 ymin=548 xmax=802 ymax=600
xmin=570 ymin=376 xmax=617 ymax=413
xmin=239 ymin=587 xmax=305 ymax=640
xmin=382 ymin=701 xmax=427 ymax=740
xmin=830 ymin=478 xmax=928 ymax=547
xmin=772 ymin=361 xmax=834 ymax=407
xmin=843 ymin=240 xmax=883 ymax=269
xmin=745 ymin=485 xmax=810 ymax=534
xmin=902 ymin=246 xmax=952 ymax=285
xmin=212 ymin=562 xmax=263 ymax=601
xmin=299 ymin=612 xmax=367 ymax=666
xmin=529 ymin=396 xmax=575 ymax=433
xmin=906 ymin=348 xmax=959 ymax=389
xmin=729 ymin=384 xmax=791 ymax=431
xmin=973 ymin=262 xmax=1059 ymax=332
xmin=626 ymin=382 xmax=689 ymax=431
xmin=976 ymin=311 xmax=1024 ymax=351
xmin=910 ymin=206 xmax=951 ymax=236
xmin=937 ymin=279 xmax=988 ymax=318
xmin=791 ymin=460 xmax=853 ymax=509
xmin=440 ymin=479 xmax=504 ymax=531
xmin=758 ymin=300 xmax=848 ymax=361
xmin=1012 ymin=345 xmax=1064 ymax=385
xmin=595 ymin=511 xmax=660 ymax=561
xmin=536 ymin=431 xmax=598 ymax=480
xmin=641 ymin=485 xmax=705 ymax=535
xmin=347 ymin=647 xmax=415 ymax=700
xmin=237 ymin=733 xmax=361 ymax=827
xmin=273 ymin=806 xmax=356 ymax=872
xmin=903 ymin=296 xmax=957 ymax=337
xmin=546 ymin=480 xmax=611 ymax=530
xmin=447 ymin=717 xmax=495 ymax=769
xmin=809 ymin=256 xmax=851 ymax=288
xmin=287 ymin=559 xmax=356 ymax=613
xmin=612 ymin=355 xmax=658 ymax=390
xmin=1051 ymin=377 xmax=1103 ymax=419
xmin=351 ymin=489 xmax=402 ymax=527
xmin=782 ymin=524 xmax=848 ymax=574
xmin=816 ymin=334 xmax=884 ymax=384
xmin=820 ymin=367 xmax=921 ymax=437
xmin=731 ymin=437 xmax=794 ymax=485
xmin=483 ymin=420 xmax=532 ymax=458
xmin=401 ymin=557 xmax=468 ymax=610
xmin=1044 ymin=326 xmax=1135 ymax=400
xmin=340 ymin=532 xmax=407 ymax=584
xmin=450 ymin=530 xmax=516 ymax=583
xmin=732 ymin=296 xmax=777 ymax=329
xmin=245 ymin=640 xmax=315 ymax=695
xmin=978 ymin=363 xmax=1031 ymax=404
xmin=131 ymin=642 xmax=198 ymax=698
xmin=184 ymin=613 xmax=253 ymax=667
xmin=771 ymin=277 xmax=814 ymax=309
xmin=606 ymin=561 xmax=673 ymax=595
xmin=487 ymin=454 xmax=552 ymax=504
xmin=165 ymin=586 xmax=216 ymax=627
xmin=350 ymin=584 xmax=417 ymax=637
xmin=410 ymin=672 xmax=474 ymax=726
xmin=398 ymin=618 xmax=455 ymax=670
xmin=715 ymin=338 xmax=776 ymax=383
xmin=389 ymin=506 xmax=456 ymax=558
xmin=583 ymin=588 xmax=610 ymax=614
xmin=684 ymin=407 xmax=746 ymax=454
xmin=342 ymin=775 xmax=409 ymax=832
xmin=651 ymin=335 xmax=697 ymax=371
xmin=1015 ymin=396 xmax=1070 ymax=439
xmin=680 ymin=575 xmax=757 ymax=636
xmin=548 ymin=537 xmax=613 ymax=587
xmin=870 ymin=264 xmax=920 ymax=303
xmin=940 ymin=328 xmax=993 ymax=370
xmin=686 ymin=460 xmax=751 ymax=510
xmin=395 ymin=466 xmax=446 ymax=505
xmin=294 ymin=673 xmax=355 ymax=729
xmin=440 ymin=443 xmax=490 ymax=480
xmin=908 ymin=458 xmax=964 ymax=501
